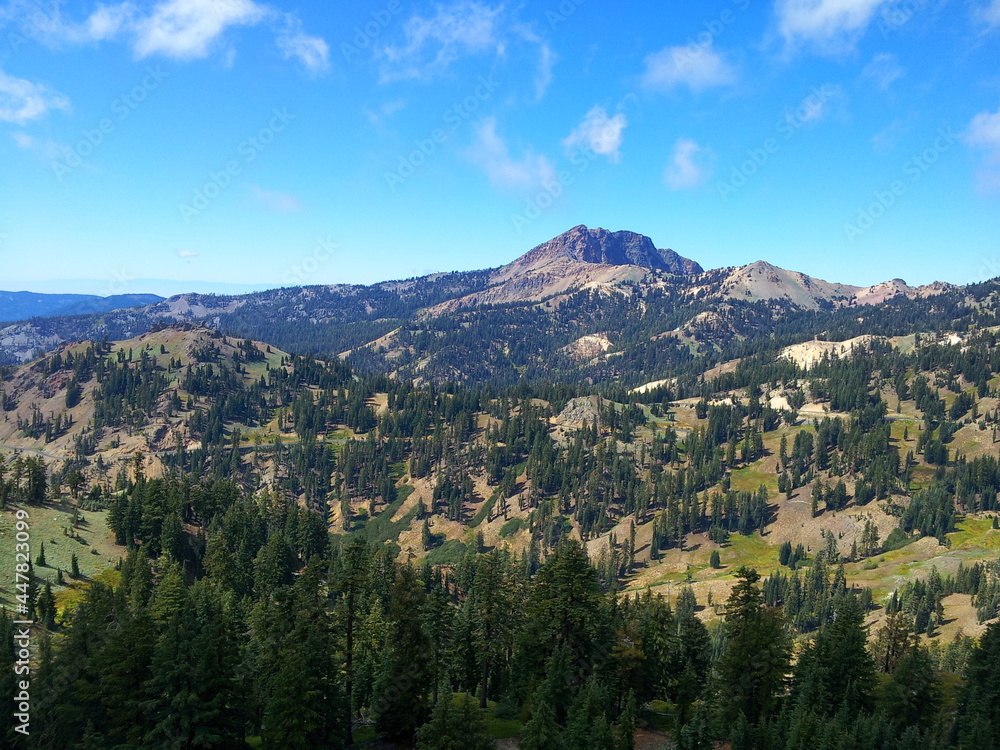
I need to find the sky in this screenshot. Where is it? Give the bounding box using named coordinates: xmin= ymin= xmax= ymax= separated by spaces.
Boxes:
xmin=0 ymin=0 xmax=999 ymax=296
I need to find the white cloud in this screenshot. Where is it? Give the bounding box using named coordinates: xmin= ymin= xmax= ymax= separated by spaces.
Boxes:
xmin=861 ymin=52 xmax=904 ymax=90
xmin=13 ymin=0 xmax=326 ymax=71
xmin=641 ymin=42 xmax=737 ymax=93
xmin=11 ymin=131 xmax=34 ymax=148
xmin=378 ymin=1 xmax=503 ymax=82
xmin=364 ymin=99 xmax=407 ymax=130
xmin=85 ymin=3 xmax=134 ymax=41
xmin=561 ymin=106 xmax=627 ymax=162
xmin=277 ymin=27 xmax=330 ymax=74
xmin=468 ymin=117 xmax=555 ymax=190
xmin=785 ymin=83 xmax=844 ymax=127
xmin=967 ymin=106 xmax=1000 ymax=189
xmin=967 ymin=106 xmax=1000 ymax=153
xmin=871 ymin=118 xmax=905 ymax=152
xmin=177 ymin=248 xmax=199 ymax=258
xmin=251 ymin=185 xmax=302 ymax=212
xmin=775 ymin=0 xmax=891 ymax=52
xmin=133 ymin=0 xmax=267 ymax=59
xmin=0 ymin=70 xmax=70 ymax=124
xmin=534 ymin=42 xmax=555 ymax=101
xmin=664 ymin=138 xmax=715 ymax=190
xmin=979 ymin=0 xmax=1000 ymax=27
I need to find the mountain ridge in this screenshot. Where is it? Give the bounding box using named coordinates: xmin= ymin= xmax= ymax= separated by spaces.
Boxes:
xmin=0 ymin=291 xmax=163 ymax=323
xmin=0 ymin=226 xmax=959 ymax=377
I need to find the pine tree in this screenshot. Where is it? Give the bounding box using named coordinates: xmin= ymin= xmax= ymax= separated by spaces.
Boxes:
xmin=956 ymin=622 xmax=1000 ymax=749
xmin=717 ymin=568 xmax=791 ymax=728
xmin=790 ymin=597 xmax=875 ymax=716
xmin=520 ymin=695 xmax=565 ymax=750
xmin=614 ymin=690 xmax=637 ymax=750
xmin=416 ymin=687 xmax=494 ymax=750
xmin=778 ymin=541 xmax=792 ymax=566
xmin=37 ymin=581 xmax=56 ymax=629
xmin=260 ymin=566 xmax=343 ymax=749
xmin=373 ymin=566 xmax=432 ymax=743
xmin=93 ymin=599 xmax=156 ymax=747
xmin=564 ymin=677 xmax=612 ymax=750
xmin=880 ymin=645 xmax=940 ymax=731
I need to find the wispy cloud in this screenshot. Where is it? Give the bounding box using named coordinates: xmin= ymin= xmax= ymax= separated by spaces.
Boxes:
xmin=871 ymin=118 xmax=906 ymax=153
xmin=978 ymin=0 xmax=1000 ymax=28
xmin=966 ymin=105 xmax=1000 ymax=189
xmin=133 ymin=0 xmax=267 ymax=59
xmin=251 ymin=185 xmax=302 ymax=212
xmin=641 ymin=42 xmax=737 ymax=93
xmin=561 ymin=106 xmax=627 ymax=162
xmin=664 ymin=138 xmax=714 ymax=190
xmin=782 ymin=83 xmax=845 ymax=128
xmin=3 ymin=0 xmax=327 ymax=71
xmin=177 ymin=248 xmax=199 ymax=258
xmin=8 ymin=130 xmax=69 ymax=161
xmin=468 ymin=117 xmax=555 ymax=190
xmin=364 ymin=99 xmax=407 ymax=130
xmin=378 ymin=1 xmax=503 ymax=82
xmin=0 ymin=70 xmax=70 ymax=124
xmin=84 ymin=3 xmax=134 ymax=41
xmin=11 ymin=131 xmax=34 ymax=148
xmin=775 ymin=0 xmax=891 ymax=53
xmin=861 ymin=52 xmax=904 ymax=91
xmin=277 ymin=17 xmax=330 ymax=75
xmin=534 ymin=43 xmax=555 ymax=101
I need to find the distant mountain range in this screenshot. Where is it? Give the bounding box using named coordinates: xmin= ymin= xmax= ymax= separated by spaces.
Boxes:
xmin=0 ymin=291 xmax=163 ymax=324
xmin=0 ymin=226 xmax=978 ymax=384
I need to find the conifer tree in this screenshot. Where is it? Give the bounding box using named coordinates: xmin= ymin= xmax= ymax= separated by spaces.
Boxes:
xmin=717 ymin=568 xmax=791 ymax=728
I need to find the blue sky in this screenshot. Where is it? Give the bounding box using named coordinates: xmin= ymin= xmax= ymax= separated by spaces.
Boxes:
xmin=0 ymin=0 xmax=998 ymax=295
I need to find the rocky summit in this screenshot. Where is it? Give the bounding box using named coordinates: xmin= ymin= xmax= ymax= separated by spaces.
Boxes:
xmin=512 ymin=224 xmax=703 ymax=275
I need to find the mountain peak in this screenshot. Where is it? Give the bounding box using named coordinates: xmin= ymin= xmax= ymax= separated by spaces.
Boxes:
xmin=516 ymin=225 xmax=702 ymax=275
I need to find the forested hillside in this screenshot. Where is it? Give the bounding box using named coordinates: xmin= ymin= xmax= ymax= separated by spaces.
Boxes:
xmin=4 ymin=299 xmax=1000 ymax=747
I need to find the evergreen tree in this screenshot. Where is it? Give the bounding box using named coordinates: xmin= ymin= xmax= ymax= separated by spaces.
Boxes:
xmin=372 ymin=565 xmax=432 ymax=743
xmin=790 ymin=597 xmax=875 ymax=717
xmin=520 ymin=693 xmax=565 ymax=750
xmin=717 ymin=568 xmax=791 ymax=728
xmin=956 ymin=622 xmax=1000 ymax=749
xmin=260 ymin=565 xmax=344 ymax=749
xmin=415 ymin=687 xmax=494 ymax=750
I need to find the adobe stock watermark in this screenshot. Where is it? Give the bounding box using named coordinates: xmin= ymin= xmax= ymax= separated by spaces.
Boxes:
xmin=178 ymin=108 xmax=295 ymax=222
xmin=384 ymin=75 xmax=500 ymax=192
xmin=878 ymin=0 xmax=929 ymax=38
xmin=965 ymin=256 xmax=1000 ymax=286
xmin=669 ymin=0 xmax=752 ymax=60
xmin=340 ymin=0 xmax=402 ymax=62
xmin=3 ymin=0 xmax=58 ymax=55
xmin=510 ymin=94 xmax=637 ymax=232
xmin=717 ymin=84 xmax=838 ymax=200
xmin=508 ymin=146 xmax=598 ymax=233
xmin=282 ymin=237 xmax=340 ymax=286
xmin=99 ymin=268 xmax=135 ymax=297
xmin=51 ymin=66 xmax=168 ymax=182
xmin=844 ymin=126 xmax=955 ymax=243
xmin=12 ymin=507 xmax=33 ymax=737
xmin=546 ymin=0 xmax=587 ymax=29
